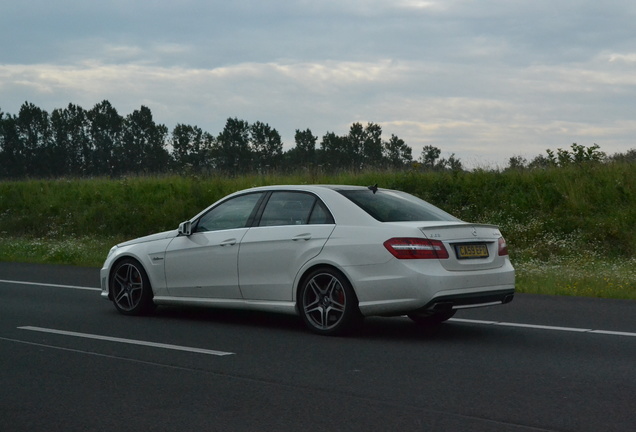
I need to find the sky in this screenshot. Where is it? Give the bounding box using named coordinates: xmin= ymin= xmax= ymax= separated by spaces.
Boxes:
xmin=1 ymin=0 xmax=635 ymax=168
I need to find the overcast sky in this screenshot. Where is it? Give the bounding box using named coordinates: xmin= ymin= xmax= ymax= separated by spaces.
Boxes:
xmin=1 ymin=0 xmax=635 ymax=167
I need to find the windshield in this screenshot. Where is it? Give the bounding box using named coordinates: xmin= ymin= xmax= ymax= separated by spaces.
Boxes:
xmin=338 ymin=189 xmax=460 ymax=222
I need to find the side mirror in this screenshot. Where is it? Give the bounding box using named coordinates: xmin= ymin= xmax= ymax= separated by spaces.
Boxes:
xmin=178 ymin=221 xmax=192 ymax=236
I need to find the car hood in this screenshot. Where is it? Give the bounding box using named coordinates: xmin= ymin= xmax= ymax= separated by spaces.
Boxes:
xmin=118 ymin=230 xmax=178 ymax=247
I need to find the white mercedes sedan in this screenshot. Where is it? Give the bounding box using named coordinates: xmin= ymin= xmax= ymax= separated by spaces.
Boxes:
xmin=101 ymin=185 xmax=515 ymax=335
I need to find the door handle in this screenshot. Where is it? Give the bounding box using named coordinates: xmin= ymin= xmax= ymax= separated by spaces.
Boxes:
xmin=220 ymin=238 xmax=237 ymax=246
xmin=293 ymin=233 xmax=312 ymax=241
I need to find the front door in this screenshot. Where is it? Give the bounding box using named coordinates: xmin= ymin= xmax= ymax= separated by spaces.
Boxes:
xmin=164 ymin=192 xmax=265 ymax=298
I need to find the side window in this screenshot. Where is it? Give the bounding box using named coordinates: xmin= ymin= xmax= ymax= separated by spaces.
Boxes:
xmin=259 ymin=192 xmax=316 ymax=227
xmin=308 ymin=200 xmax=335 ymax=224
xmin=195 ymin=193 xmax=263 ymax=232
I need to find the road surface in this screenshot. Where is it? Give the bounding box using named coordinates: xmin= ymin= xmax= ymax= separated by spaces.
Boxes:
xmin=1 ymin=262 xmax=634 ymax=431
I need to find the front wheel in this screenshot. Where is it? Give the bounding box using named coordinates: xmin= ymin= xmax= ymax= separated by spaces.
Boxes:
xmin=299 ymin=268 xmax=361 ymax=336
xmin=110 ymin=258 xmax=155 ymax=315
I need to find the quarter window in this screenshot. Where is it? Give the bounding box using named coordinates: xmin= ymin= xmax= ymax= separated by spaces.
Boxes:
xmin=308 ymin=200 xmax=334 ymax=224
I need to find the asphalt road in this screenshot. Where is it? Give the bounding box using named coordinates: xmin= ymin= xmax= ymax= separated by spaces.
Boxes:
xmin=1 ymin=262 xmax=634 ymax=432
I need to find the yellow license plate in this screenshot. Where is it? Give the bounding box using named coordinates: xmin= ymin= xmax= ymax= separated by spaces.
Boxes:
xmin=455 ymin=244 xmax=489 ymax=259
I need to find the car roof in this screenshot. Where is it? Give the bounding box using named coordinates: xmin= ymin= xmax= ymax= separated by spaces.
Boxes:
xmin=241 ymin=184 xmax=376 ymax=193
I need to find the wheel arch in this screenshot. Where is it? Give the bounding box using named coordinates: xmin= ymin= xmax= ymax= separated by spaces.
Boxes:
xmin=294 ymin=263 xmax=360 ymax=312
xmin=107 ymin=255 xmax=156 ymax=315
xmin=106 ymin=254 xmax=153 ymax=300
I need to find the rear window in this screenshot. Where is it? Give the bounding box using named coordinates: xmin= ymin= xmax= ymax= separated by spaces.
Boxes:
xmin=338 ymin=189 xmax=460 ymax=222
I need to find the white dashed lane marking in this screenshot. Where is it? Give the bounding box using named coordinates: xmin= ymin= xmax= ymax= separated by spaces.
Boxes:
xmin=450 ymin=318 xmax=636 ymax=338
xmin=0 ymin=279 xmax=100 ymax=291
xmin=18 ymin=326 xmax=235 ymax=356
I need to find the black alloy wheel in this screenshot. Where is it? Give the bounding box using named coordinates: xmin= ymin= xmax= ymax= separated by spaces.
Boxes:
xmin=110 ymin=258 xmax=155 ymax=315
xmin=299 ymin=267 xmax=361 ymax=336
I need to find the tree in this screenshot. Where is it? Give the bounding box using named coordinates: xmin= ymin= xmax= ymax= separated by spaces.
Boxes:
xmin=214 ymin=118 xmax=252 ymax=173
xmin=119 ymin=106 xmax=170 ymax=174
xmin=528 ymin=154 xmax=551 ymax=169
xmin=570 ymin=143 xmax=606 ymax=163
xmin=546 ymin=148 xmax=570 ymax=166
xmin=506 ymin=155 xmax=528 ymax=171
xmin=171 ymin=124 xmax=215 ymax=173
xmin=87 ymin=100 xmax=123 ymax=176
xmin=439 ymin=153 xmax=463 ymax=171
xmin=345 ymin=122 xmax=366 ymax=169
xmin=0 ymin=110 xmax=24 ymax=178
xmin=361 ymin=122 xmax=384 ymax=168
xmin=545 ymin=143 xmax=606 ymax=167
xmin=287 ymin=128 xmax=317 ymax=168
xmin=609 ymin=148 xmax=636 ymax=163
xmin=319 ymin=131 xmax=348 ymax=170
xmin=1 ymin=101 xmax=427 ymax=177
xmin=420 ymin=145 xmax=441 ymax=169
xmin=250 ymin=121 xmax=283 ymax=172
xmin=319 ymin=122 xmax=387 ymax=171
xmin=419 ymin=145 xmax=462 ymax=171
xmin=50 ymin=103 xmax=91 ymax=176
xmin=13 ymin=102 xmax=52 ymax=177
xmin=383 ymin=134 xmax=412 ymax=168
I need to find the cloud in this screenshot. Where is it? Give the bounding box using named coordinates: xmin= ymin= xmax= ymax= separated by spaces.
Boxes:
xmin=1 ymin=1 xmax=635 ymax=169
xmin=608 ymin=52 xmax=636 ymax=64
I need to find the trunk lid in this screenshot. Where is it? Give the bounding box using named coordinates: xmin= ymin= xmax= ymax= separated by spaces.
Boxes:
xmin=419 ymin=223 xmax=507 ymax=271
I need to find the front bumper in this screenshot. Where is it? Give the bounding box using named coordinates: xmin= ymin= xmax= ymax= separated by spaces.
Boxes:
xmin=100 ymin=266 xmax=110 ymax=300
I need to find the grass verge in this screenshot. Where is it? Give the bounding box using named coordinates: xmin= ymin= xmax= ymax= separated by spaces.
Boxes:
xmin=515 ymin=258 xmax=636 ymax=300
xmin=0 ymin=236 xmax=121 ymax=268
xmin=1 ymin=165 xmax=634 ymax=299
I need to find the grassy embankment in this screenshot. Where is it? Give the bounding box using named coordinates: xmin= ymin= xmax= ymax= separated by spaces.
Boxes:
xmin=0 ymin=163 xmax=634 ymax=299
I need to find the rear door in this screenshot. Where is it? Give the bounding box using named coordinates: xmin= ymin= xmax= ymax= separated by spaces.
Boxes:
xmin=237 ymin=191 xmax=335 ymax=301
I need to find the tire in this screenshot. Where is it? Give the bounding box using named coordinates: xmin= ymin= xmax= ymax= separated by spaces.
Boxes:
xmin=408 ymin=310 xmax=456 ymax=326
xmin=299 ymin=268 xmax=361 ymax=336
xmin=110 ymin=258 xmax=155 ymax=315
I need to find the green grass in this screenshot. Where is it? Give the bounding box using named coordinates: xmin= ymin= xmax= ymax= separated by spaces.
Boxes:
xmin=1 ymin=164 xmax=634 ymax=299
xmin=516 ymin=257 xmax=636 ymax=300
xmin=0 ymin=235 xmax=117 ymax=267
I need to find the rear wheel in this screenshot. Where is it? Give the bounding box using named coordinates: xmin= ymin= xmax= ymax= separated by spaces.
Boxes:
xmin=408 ymin=310 xmax=456 ymax=326
xmin=110 ymin=258 xmax=154 ymax=315
xmin=299 ymin=268 xmax=361 ymax=336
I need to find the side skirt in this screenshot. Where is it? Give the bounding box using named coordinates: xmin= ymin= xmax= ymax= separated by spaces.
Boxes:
xmin=152 ymin=296 xmax=298 ymax=315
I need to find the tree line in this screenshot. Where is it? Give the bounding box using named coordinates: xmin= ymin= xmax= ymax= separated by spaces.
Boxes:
xmin=2 ymin=101 xmax=633 ymax=179
xmin=0 ymin=101 xmax=416 ymax=178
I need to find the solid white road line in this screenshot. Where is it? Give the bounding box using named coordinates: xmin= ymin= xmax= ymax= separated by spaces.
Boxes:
xmin=18 ymin=326 xmax=235 ymax=356
xmin=0 ymin=279 xmax=100 ymax=291
xmin=450 ymin=318 xmax=636 ymax=338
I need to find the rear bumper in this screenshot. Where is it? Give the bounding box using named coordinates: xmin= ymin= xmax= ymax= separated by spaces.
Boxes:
xmin=343 ymin=258 xmax=515 ymax=317
xmin=418 ymin=288 xmax=515 ymax=313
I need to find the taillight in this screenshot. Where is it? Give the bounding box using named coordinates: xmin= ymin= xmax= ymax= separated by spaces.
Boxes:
xmin=498 ymin=237 xmax=509 ymax=256
xmin=383 ymin=238 xmax=449 ymax=259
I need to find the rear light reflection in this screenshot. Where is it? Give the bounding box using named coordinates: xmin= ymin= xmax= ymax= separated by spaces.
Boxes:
xmin=498 ymin=237 xmax=509 ymax=256
xmin=383 ymin=238 xmax=449 ymax=259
